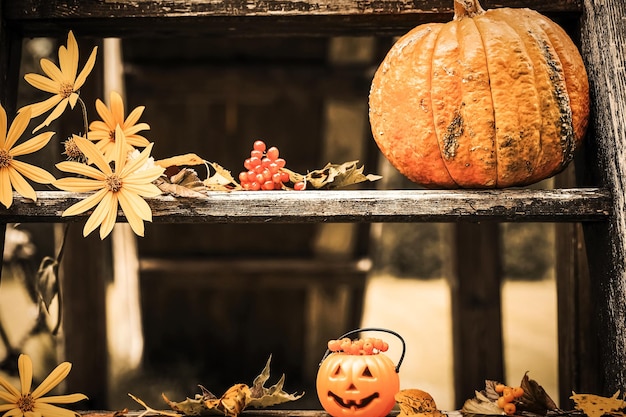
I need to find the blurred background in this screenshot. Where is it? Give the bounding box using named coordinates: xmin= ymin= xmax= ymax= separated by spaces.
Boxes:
xmin=0 ymin=34 xmax=558 ymax=413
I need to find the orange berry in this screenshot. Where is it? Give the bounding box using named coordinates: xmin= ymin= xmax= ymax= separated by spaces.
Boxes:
xmin=503 ymin=403 xmax=516 ymax=415
xmin=496 ymin=396 xmax=507 ymax=409
xmin=512 ymin=387 xmax=524 ymax=398
xmin=503 ymin=393 xmax=515 ymax=403
xmin=495 ymin=383 xmax=506 ymax=393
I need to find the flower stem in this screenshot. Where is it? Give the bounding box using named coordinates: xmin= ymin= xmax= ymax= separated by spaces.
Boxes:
xmin=78 ymin=96 xmax=89 ymax=139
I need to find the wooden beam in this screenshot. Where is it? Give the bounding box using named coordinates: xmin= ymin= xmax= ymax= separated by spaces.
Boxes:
xmin=0 ymin=188 xmax=611 ymax=224
xmin=3 ymin=0 xmax=582 ymax=38
xmin=579 ymin=0 xmax=626 ymax=397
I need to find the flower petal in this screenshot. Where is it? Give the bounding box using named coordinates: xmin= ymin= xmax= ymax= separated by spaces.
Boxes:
xmin=119 ymin=187 xmax=152 ymax=222
xmin=74 ymin=46 xmax=98 ymax=90
xmin=0 ymin=372 xmax=20 ymax=399
xmin=23 ymin=73 xmax=59 ymax=95
xmin=0 ymin=168 xmax=13 ymax=208
xmin=113 ymin=125 xmax=127 ymax=172
xmin=1 ymin=406 xmax=23 ymax=417
xmin=0 ymin=404 xmax=18 ymax=412
xmin=17 ymin=354 xmax=33 ymax=395
xmin=82 ymin=191 xmax=115 ymax=238
xmin=10 ymin=132 xmax=54 ymax=157
xmin=56 ymin=160 xmax=106 ymax=180
xmin=121 ymin=182 xmax=162 ymax=198
xmin=120 ymin=142 xmax=155 ymax=177
xmin=124 ymin=106 xmax=146 ymax=128
xmin=39 ymin=58 xmax=63 ymax=82
xmin=61 ymin=31 xmax=79 ymax=82
xmin=8 ymin=168 xmax=38 ymax=201
xmin=6 ymin=109 xmax=32 ymax=150
xmin=34 ymin=403 xmax=80 ymax=417
xmin=124 ymin=166 xmax=164 ymax=185
xmin=11 ymin=160 xmax=56 ymax=184
xmin=62 ymin=188 xmax=107 ymax=217
xmin=36 ymin=393 xmax=88 ymax=404
xmin=0 ymin=104 xmax=7 ymax=148
xmin=73 ymin=136 xmax=112 ymax=175
xmin=99 ymin=193 xmax=119 ymax=239
xmin=31 ymin=362 xmax=71 ymax=399
xmin=0 ymin=390 xmax=18 ymax=403
xmin=110 ymin=91 xmax=125 ymax=126
xmin=124 ymin=122 xmax=150 ymax=137
xmin=33 ymin=98 xmax=69 ymax=133
xmin=94 ymin=99 xmax=115 ymax=130
xmin=54 ymin=177 xmax=104 ymax=193
xmin=20 ymin=95 xmax=63 ymax=120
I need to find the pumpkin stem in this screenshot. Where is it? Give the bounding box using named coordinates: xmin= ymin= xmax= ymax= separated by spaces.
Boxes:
xmin=453 ymin=0 xmax=486 ymax=20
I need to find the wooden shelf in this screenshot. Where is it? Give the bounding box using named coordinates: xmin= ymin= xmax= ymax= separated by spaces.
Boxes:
xmin=4 ymin=0 xmax=582 ymax=37
xmin=0 ymin=188 xmax=611 ymax=224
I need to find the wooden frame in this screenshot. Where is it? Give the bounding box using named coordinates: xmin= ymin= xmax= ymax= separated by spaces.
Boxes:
xmin=1 ymin=0 xmax=625 ymax=412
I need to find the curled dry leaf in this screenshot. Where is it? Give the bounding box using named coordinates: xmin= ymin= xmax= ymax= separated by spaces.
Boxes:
xmin=202 ymin=162 xmax=241 ymax=191
xmin=155 ymin=153 xmax=206 ymax=169
xmin=395 ymin=388 xmax=444 ymax=417
xmin=571 ymin=391 xmax=626 ymax=417
xmin=159 ymin=356 xmax=302 ymax=416
xmin=288 ymin=160 xmax=381 ymax=190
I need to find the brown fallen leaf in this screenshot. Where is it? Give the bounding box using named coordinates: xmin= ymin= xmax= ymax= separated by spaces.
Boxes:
xmin=571 ymin=391 xmax=626 ymax=417
xmin=155 ymin=153 xmax=206 ymax=168
xmin=395 ymin=388 xmax=444 ymax=417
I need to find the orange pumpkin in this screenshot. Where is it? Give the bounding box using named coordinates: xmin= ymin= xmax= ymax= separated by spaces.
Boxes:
xmin=316 ymin=329 xmax=405 ymax=417
xmin=316 ymin=352 xmax=399 ymax=417
xmin=369 ymin=0 xmax=589 ymax=188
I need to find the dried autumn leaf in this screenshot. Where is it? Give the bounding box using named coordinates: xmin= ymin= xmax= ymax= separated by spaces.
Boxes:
xmin=203 ymin=161 xmax=241 ymax=191
xmin=248 ymin=355 xmax=304 ymax=408
xmin=155 ymin=153 xmax=206 ymax=168
xmin=516 ymin=372 xmax=558 ymax=415
xmin=156 ymin=168 xmax=210 ymax=198
xmin=571 ymin=391 xmax=626 ymax=417
xmin=160 ymin=356 xmax=301 ymax=417
xmin=304 ymin=161 xmax=381 ymax=190
xmin=461 ymin=388 xmax=503 ymax=416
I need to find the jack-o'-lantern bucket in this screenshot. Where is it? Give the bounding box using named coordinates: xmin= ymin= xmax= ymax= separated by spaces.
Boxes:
xmin=316 ymin=328 xmax=405 ymax=417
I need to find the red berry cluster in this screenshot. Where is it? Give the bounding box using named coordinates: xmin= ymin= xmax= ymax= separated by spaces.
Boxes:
xmin=238 ymin=140 xmax=306 ymax=191
xmin=327 ymin=337 xmax=389 ymax=355
xmin=495 ymin=384 xmax=524 ymax=415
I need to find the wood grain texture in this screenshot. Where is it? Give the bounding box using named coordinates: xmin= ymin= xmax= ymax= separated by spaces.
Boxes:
xmin=3 ymin=0 xmax=582 ymax=37
xmin=579 ymin=0 xmax=626 ymax=397
xmin=0 ymin=188 xmax=611 ymax=223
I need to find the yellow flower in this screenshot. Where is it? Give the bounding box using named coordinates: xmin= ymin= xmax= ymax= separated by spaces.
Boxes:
xmin=54 ymin=126 xmax=164 ymax=239
xmin=88 ymin=91 xmax=150 ymax=161
xmin=20 ymin=30 xmax=98 ymax=132
xmin=0 ymin=354 xmax=87 ymax=417
xmin=0 ymin=105 xmax=56 ymax=208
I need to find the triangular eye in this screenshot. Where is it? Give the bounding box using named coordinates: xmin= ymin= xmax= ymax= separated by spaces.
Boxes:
xmin=361 ymin=366 xmax=373 ymax=378
xmin=333 ymin=365 xmax=344 ymax=376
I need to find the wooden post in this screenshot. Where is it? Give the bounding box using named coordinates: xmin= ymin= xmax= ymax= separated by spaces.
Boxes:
xmin=579 ymin=0 xmax=626 ymax=396
xmin=449 ymin=222 xmax=504 ymax=408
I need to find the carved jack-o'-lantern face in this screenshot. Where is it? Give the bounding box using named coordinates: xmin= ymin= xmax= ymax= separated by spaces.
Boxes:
xmin=316 ymin=352 xmax=400 ymax=417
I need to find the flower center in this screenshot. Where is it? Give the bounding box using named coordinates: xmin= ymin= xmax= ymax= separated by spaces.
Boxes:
xmin=63 ymin=137 xmax=85 ymax=161
xmin=0 ymin=149 xmax=12 ymax=168
xmin=106 ymin=174 xmax=122 ymax=192
xmin=17 ymin=393 xmax=35 ymax=412
xmin=60 ymin=82 xmax=74 ymax=98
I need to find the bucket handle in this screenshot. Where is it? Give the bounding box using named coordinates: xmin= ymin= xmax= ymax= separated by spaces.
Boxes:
xmin=319 ymin=327 xmax=406 ymax=373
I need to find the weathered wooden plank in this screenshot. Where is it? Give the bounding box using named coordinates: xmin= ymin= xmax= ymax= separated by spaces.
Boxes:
xmin=3 ymin=0 xmax=582 ymax=37
xmin=449 ymin=222 xmax=503 ymax=409
xmin=579 ymin=0 xmax=626 ymax=398
xmin=0 ymin=188 xmax=611 ymax=223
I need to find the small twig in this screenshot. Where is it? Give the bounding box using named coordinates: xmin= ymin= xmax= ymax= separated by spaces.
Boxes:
xmin=50 ymin=224 xmax=70 ymax=335
xmin=128 ymin=393 xmax=181 ymax=417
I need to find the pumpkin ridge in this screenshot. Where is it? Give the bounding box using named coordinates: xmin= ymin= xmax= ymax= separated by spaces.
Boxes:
xmin=428 ymin=22 xmax=460 ymax=187
xmin=534 ymin=13 xmax=589 ymax=152
xmin=494 ymin=9 xmax=560 ymax=184
xmin=474 ymin=11 xmax=542 ymax=187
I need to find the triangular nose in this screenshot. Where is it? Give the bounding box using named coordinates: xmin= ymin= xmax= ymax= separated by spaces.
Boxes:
xmin=347 ymin=383 xmax=357 ymax=391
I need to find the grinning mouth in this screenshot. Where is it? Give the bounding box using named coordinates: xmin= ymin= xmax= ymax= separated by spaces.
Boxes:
xmin=328 ymin=391 xmax=380 ymax=410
